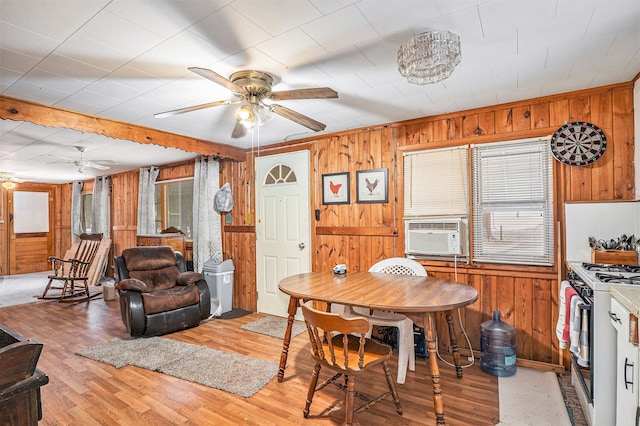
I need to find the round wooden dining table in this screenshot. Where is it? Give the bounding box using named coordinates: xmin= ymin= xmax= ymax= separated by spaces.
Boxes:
xmin=278 ymin=270 xmax=478 ymax=425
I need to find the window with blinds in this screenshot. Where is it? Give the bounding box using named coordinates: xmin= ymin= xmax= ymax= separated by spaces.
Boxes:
xmin=471 ymin=138 xmax=554 ymax=265
xmin=403 ymin=146 xmax=469 ymax=217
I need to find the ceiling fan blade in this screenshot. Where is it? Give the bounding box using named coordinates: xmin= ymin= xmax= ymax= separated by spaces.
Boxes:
xmin=231 ymin=120 xmax=247 ymax=139
xmin=270 ymin=87 xmax=338 ymax=101
xmin=87 ymin=163 xmax=111 ymax=171
xmin=155 ymin=99 xmax=238 ymax=118
xmin=188 ymin=67 xmax=246 ymax=94
xmin=271 ymin=105 xmax=326 ymax=132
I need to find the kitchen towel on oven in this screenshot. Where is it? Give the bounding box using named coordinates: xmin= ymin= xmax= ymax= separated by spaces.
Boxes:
xmin=578 ymin=307 xmax=589 ymax=367
xmin=569 ymin=296 xmax=583 ymax=355
xmin=555 ymin=281 xmax=576 ymax=349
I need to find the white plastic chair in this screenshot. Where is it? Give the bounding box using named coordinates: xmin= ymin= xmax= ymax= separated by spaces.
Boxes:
xmin=343 ymin=257 xmax=426 ymax=384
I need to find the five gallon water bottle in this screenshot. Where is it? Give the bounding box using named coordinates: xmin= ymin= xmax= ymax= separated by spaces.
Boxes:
xmin=480 ymin=310 xmax=517 ymax=377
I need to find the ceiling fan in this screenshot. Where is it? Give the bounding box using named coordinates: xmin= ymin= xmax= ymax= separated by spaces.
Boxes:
xmin=155 ymin=68 xmax=338 ymax=138
xmin=49 ymin=146 xmax=117 ymax=174
xmin=0 ymin=172 xmax=25 ymax=189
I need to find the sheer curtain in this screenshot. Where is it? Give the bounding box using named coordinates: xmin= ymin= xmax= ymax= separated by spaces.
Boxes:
xmin=137 ymin=166 xmax=159 ymax=235
xmin=91 ymin=176 xmax=111 ymax=238
xmin=71 ymin=181 xmax=83 ymax=242
xmin=192 ymin=156 xmax=221 ymax=272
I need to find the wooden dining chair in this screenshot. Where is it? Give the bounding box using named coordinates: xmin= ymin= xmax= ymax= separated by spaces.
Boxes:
xmin=301 ymin=303 xmax=402 ymax=426
xmin=340 ymin=257 xmax=426 ymax=384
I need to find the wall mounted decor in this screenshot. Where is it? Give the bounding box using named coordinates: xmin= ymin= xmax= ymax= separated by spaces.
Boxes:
xmin=550 ymin=121 xmax=607 ymax=166
xmin=322 ymin=172 xmax=350 ymax=205
xmin=356 ymin=168 xmax=388 ymax=203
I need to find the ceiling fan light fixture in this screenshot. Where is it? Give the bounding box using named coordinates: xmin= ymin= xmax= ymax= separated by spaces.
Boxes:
xmin=255 ymin=105 xmax=273 ymax=126
xmin=397 ymin=30 xmax=461 ymax=85
xmin=237 ymin=104 xmax=255 ymax=128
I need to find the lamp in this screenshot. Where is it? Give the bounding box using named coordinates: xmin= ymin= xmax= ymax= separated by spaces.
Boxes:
xmin=237 ymin=103 xmax=255 ymax=128
xmin=397 ymin=31 xmax=461 ymax=85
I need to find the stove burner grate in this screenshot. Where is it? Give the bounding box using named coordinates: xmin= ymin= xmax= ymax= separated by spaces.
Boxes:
xmin=594 ymin=272 xmax=640 ymax=285
xmin=582 ymin=262 xmax=640 ymax=273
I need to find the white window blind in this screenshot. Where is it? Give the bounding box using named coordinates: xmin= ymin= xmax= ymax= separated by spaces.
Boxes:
xmin=403 ymin=146 xmax=469 ymax=217
xmin=471 ymin=138 xmax=554 ymax=265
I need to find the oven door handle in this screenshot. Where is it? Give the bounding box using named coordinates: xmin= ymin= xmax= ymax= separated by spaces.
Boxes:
xmin=625 ymin=357 xmax=634 ymax=390
xmin=609 ymin=310 xmax=622 ymax=323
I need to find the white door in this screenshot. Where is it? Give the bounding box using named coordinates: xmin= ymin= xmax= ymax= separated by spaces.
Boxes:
xmin=255 ymin=150 xmax=311 ymax=318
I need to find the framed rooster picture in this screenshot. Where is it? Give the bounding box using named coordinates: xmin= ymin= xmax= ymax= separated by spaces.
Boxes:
xmin=356 ymin=168 xmax=388 ymax=203
xmin=322 ymin=172 xmax=350 ymax=205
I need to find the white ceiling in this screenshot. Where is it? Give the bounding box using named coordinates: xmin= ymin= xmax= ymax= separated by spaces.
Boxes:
xmin=1 ymin=0 xmax=639 ymax=183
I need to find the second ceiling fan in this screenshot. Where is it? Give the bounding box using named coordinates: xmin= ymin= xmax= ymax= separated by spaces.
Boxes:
xmin=155 ymin=67 xmax=338 ymax=138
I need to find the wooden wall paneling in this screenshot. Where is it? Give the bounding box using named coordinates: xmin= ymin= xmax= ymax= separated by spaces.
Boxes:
xmin=110 ymin=170 xmax=138 ymax=258
xmin=419 ymin=120 xmax=434 ymax=144
xmin=513 ymin=277 xmax=533 ymax=360
xmin=495 ymin=108 xmax=514 ymax=133
xmin=157 ymin=161 xmax=194 ymax=182
xmin=531 ymin=103 xmax=550 ymax=129
xmin=394 ymin=128 xmax=405 ymax=255
xmin=477 ymin=111 xmax=495 ymax=136
xmin=532 ymin=278 xmax=553 ymax=363
xmin=548 ymin=99 xmax=569 ymax=128
xmin=512 ymin=105 xmax=532 ymax=131
xmin=0 ymin=187 xmax=6 ymax=275
xmin=380 ymin=128 xmax=395 ymax=229
xmin=404 ymin=123 xmax=422 ymax=146
xmin=568 ymin=95 xmax=593 ymax=201
xmin=53 ymin=183 xmax=72 ymax=258
xmin=462 ymin=114 xmax=480 ymax=138
xmin=612 ymin=88 xmax=635 ymax=199
xmin=590 ymin=90 xmax=615 ymax=199
xmin=343 ymin=134 xmax=357 ymax=227
xmin=433 ymin=119 xmax=450 ymax=141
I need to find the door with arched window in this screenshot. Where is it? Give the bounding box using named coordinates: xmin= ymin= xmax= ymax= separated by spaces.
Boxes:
xmin=255 ymin=150 xmax=310 ymax=318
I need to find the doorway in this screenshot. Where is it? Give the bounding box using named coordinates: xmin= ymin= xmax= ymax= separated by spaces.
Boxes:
xmin=255 ymin=150 xmax=311 ymax=318
xmin=8 ymin=188 xmax=54 ymax=274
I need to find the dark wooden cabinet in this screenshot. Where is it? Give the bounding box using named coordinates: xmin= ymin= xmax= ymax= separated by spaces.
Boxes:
xmin=136 ymin=233 xmax=184 ymax=252
xmin=136 ymin=234 xmax=193 ymax=268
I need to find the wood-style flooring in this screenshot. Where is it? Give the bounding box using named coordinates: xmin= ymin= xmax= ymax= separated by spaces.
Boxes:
xmin=0 ymin=297 xmax=500 ymax=425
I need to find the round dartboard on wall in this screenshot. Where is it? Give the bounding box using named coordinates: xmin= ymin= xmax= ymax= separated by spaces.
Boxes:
xmin=550 ymin=121 xmax=607 ymax=166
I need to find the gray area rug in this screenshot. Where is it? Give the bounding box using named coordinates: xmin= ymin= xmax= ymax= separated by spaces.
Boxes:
xmin=241 ymin=316 xmax=306 ymax=339
xmin=76 ymin=337 xmax=278 ymax=397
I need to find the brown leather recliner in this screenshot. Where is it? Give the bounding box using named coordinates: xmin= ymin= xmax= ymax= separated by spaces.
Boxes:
xmin=115 ymin=246 xmax=211 ymax=337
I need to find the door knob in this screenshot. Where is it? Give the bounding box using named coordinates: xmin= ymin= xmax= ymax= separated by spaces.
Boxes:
xmin=298 ymin=242 xmax=305 ymax=250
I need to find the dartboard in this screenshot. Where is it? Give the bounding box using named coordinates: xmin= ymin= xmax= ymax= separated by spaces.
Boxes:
xmin=550 ymin=122 xmax=607 ymax=166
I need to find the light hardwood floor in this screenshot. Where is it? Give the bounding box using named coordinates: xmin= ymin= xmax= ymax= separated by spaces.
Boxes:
xmin=0 ymin=297 xmax=500 ymax=425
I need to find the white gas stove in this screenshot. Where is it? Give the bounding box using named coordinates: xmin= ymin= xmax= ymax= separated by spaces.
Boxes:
xmin=570 ymin=262 xmax=640 ymax=291
xmin=567 ymin=261 xmax=640 ymax=426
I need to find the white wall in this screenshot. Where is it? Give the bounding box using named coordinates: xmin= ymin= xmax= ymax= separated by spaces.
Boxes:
xmin=565 ymin=201 xmax=640 ymax=262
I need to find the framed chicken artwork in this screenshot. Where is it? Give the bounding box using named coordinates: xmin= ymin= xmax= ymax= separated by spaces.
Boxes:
xmin=322 ymin=172 xmax=350 ymax=205
xmin=356 ymin=168 xmax=388 ymax=203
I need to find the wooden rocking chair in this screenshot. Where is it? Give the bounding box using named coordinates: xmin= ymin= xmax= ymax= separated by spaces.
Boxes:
xmin=41 ymin=233 xmax=111 ymax=302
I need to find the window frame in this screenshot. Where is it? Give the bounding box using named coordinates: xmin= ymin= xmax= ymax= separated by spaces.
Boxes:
xmin=402 ymin=137 xmax=555 ymax=266
xmin=154 ymin=178 xmax=194 ymax=236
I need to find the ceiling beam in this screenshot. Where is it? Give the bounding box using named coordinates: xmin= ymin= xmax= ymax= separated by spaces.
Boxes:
xmin=0 ymin=96 xmax=245 ymax=161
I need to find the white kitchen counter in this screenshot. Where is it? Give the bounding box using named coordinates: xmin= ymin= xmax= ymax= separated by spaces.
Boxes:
xmin=610 ymin=286 xmax=640 ymax=316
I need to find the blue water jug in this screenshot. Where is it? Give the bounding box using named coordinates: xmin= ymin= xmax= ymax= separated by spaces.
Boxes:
xmin=480 ymin=310 xmax=517 ymax=377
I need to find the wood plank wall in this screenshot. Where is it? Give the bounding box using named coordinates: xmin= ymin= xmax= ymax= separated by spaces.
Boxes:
xmin=36 ymin=82 xmax=632 ymax=367
xmin=219 ymin=82 xmax=635 ymax=367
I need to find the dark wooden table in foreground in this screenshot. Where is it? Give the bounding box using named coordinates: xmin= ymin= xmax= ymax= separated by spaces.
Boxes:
xmin=278 ymin=270 xmax=479 ymax=425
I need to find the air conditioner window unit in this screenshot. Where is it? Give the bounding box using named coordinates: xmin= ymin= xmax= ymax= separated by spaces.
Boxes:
xmin=405 ymin=218 xmax=467 ymax=256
